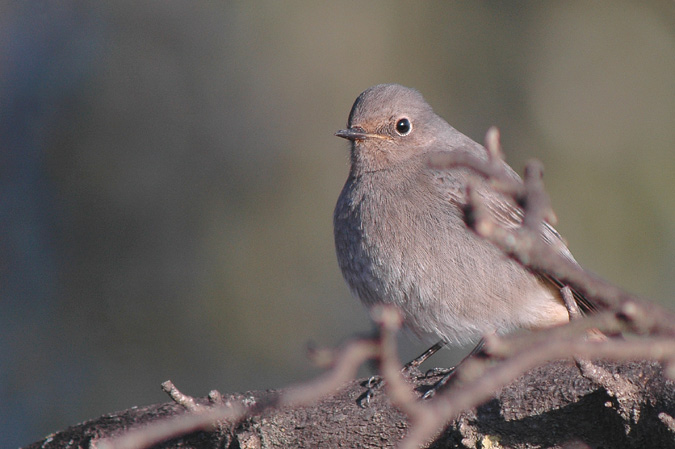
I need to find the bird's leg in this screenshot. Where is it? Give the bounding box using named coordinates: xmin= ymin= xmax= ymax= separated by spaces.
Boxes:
xmin=404 ymin=340 xmax=446 ymax=377
xmin=422 ymin=338 xmax=486 ymax=399
xmin=359 ymin=339 xmax=488 ymax=404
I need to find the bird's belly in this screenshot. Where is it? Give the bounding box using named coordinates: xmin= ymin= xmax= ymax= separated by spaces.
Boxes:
xmin=339 ymin=217 xmax=564 ymax=345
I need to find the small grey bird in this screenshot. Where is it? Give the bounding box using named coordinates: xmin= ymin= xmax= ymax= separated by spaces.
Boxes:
xmin=334 ymin=84 xmax=591 ymax=350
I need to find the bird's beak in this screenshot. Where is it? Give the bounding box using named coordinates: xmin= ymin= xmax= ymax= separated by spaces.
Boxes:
xmin=335 ymin=127 xmax=388 ymax=141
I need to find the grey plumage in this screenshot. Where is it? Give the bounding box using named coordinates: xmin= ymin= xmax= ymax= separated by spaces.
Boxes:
xmin=334 ymin=84 xmax=587 ymax=345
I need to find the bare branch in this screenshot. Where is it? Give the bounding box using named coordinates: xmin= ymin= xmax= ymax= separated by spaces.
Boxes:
xmin=428 ymin=131 xmax=675 ymax=337
xmin=99 ymin=337 xmax=380 ymax=449
xmin=161 ymin=381 xmax=204 ymax=412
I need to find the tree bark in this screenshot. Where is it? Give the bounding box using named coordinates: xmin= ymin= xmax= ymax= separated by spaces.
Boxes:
xmin=25 ymin=360 xmax=675 ymax=449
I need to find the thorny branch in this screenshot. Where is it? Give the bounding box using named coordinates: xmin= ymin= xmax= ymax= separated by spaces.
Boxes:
xmin=95 ymin=127 xmax=675 ymax=449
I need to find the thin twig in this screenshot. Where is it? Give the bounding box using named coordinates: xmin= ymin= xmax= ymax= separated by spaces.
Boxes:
xmin=98 ymin=338 xmax=380 ymax=449
xmin=428 ymin=132 xmax=675 ymax=336
xmin=374 ymin=306 xmax=426 ymax=419
xmin=658 ymin=412 xmax=675 ymax=434
xmin=161 ymin=380 xmax=203 ymax=412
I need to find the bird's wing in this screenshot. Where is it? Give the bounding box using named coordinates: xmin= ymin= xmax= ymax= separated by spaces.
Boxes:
xmin=432 ymin=167 xmax=596 ymax=314
xmin=478 ymin=187 xmax=596 ymax=313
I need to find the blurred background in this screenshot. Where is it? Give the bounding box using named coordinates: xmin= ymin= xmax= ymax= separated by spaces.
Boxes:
xmin=1 ymin=2 xmax=674 ymax=446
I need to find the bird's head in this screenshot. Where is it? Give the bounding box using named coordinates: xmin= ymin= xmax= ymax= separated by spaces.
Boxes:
xmin=336 ymin=84 xmax=446 ymax=173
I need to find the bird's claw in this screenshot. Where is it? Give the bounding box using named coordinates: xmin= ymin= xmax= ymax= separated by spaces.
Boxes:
xmin=356 ymin=375 xmax=383 ymax=407
xmin=421 ymin=371 xmax=454 ymax=400
xmin=365 ymin=375 xmax=383 ymax=389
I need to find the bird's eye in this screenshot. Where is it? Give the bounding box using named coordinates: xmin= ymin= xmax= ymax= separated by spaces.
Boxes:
xmin=395 ymin=118 xmax=412 ymax=136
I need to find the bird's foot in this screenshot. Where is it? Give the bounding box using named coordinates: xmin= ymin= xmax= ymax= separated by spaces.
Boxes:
xmin=421 ymin=369 xmax=456 ymax=400
xmin=356 ymin=375 xmax=383 ymax=407
xmin=357 ymin=366 xmax=457 ymax=405
xmin=356 ymin=364 xmax=427 ymax=407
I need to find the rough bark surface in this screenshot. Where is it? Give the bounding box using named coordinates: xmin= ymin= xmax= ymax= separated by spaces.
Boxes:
xmin=24 ymin=360 xmax=675 ymax=449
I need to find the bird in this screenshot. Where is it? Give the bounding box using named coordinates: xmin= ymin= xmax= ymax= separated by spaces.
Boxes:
xmin=333 ymin=84 xmax=592 ymax=367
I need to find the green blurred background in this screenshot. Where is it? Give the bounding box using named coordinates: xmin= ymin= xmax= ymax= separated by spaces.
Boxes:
xmin=2 ymin=2 xmax=674 ymax=446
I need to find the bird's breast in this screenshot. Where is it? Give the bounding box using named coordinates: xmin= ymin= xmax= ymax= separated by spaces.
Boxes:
xmin=334 ymin=171 xmax=459 ymax=309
